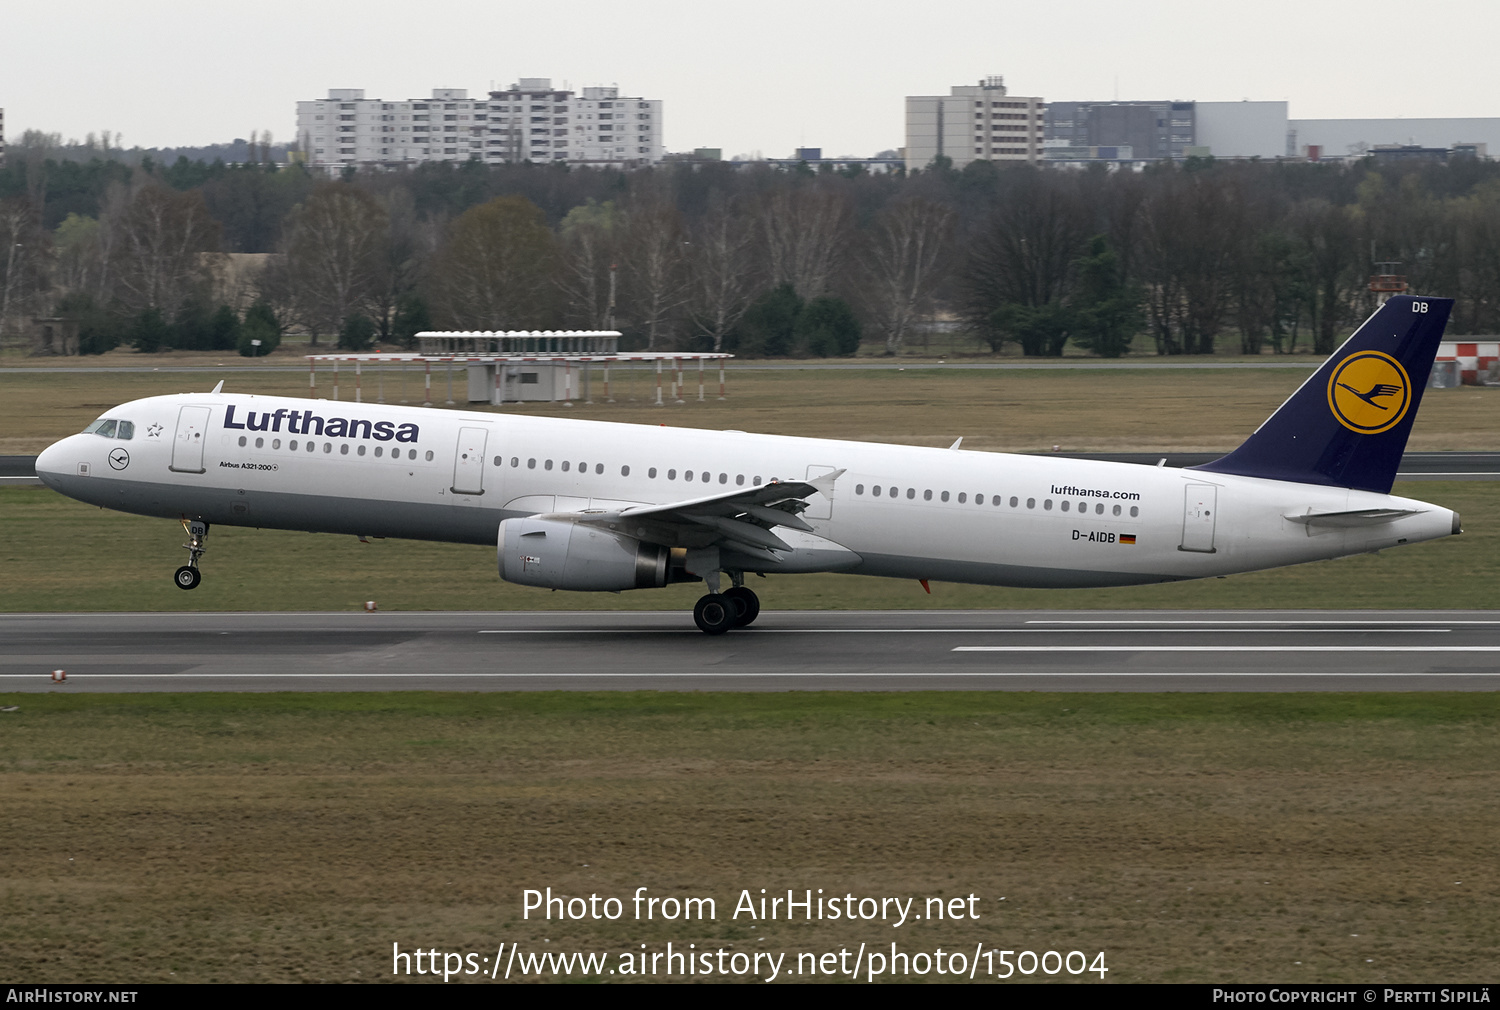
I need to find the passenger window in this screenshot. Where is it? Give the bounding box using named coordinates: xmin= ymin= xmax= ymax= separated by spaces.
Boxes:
xmin=596 ymin=464 xmax=603 ymax=475
xmin=1010 ymin=497 xmax=1018 ymax=507
xmin=855 ymin=484 xmax=865 ymax=495
xmin=272 ymin=439 xmax=281 ymax=449
xmin=649 ymin=467 xmax=657 ymax=478
xmin=685 ymin=471 xmax=694 ymax=482
xmin=668 ymin=469 xmax=677 ymax=480
xmin=1061 ymin=500 xmax=1069 ymax=512
xmin=957 ymin=493 xmax=966 ymax=503
xmin=292 ymin=440 xmax=300 ymax=451
xmin=562 ymin=461 xmax=571 ymax=472
xmin=736 ymin=475 xmax=744 ymax=486
xmin=923 ymin=490 xmax=932 ymax=501
xmin=309 ymin=442 xmax=316 ymax=453
xmin=425 ymin=450 xmax=434 ymax=461
xmin=238 ymin=436 xmax=247 ymax=447
xmin=1130 ymin=506 xmax=1139 ymax=517
xmin=545 ymin=459 xmax=553 ymax=470
xmin=753 ymin=476 xmax=762 ymax=485
xmin=360 ymin=444 xmax=369 ymax=456
xmin=1026 ymin=498 xmax=1035 ymax=509
xmin=719 ymin=473 xmax=727 ymax=484
xmin=940 ymin=491 xmax=950 ymax=502
xmin=511 ymin=457 xmax=519 ymax=467
xmin=116 ymin=421 xmax=134 ymax=440
xmin=1112 ymin=504 xmax=1121 ymax=516
xmin=1095 ymin=503 xmax=1104 ymax=515
xmin=1044 ymin=499 xmax=1053 ymax=510
xmin=493 ymin=455 xmax=501 ymax=466
xmin=975 ymin=494 xmax=984 ymax=505
xmin=621 ymin=465 xmax=630 ymax=476
xmin=340 ymin=444 xmax=349 ymax=455
xmin=324 ymin=443 xmax=332 ymax=453
xmin=255 ymin=437 xmax=264 ymax=448
xmin=906 ymin=488 xmax=915 ymax=500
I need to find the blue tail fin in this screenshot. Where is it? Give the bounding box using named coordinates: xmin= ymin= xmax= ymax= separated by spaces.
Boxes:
xmin=1192 ymin=295 xmax=1453 ymax=493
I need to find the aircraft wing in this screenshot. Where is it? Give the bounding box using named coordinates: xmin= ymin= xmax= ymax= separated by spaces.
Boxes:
xmin=544 ymin=469 xmax=845 ymax=560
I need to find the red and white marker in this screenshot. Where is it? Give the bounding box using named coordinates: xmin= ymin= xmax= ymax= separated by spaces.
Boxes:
xmin=51 ymin=669 xmax=66 ymax=683
xmin=364 ymin=601 xmax=378 ymax=612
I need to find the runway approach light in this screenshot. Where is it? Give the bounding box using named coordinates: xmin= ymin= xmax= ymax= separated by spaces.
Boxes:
xmin=364 ymin=601 xmax=378 ymax=612
xmin=51 ymin=669 xmax=66 ymax=683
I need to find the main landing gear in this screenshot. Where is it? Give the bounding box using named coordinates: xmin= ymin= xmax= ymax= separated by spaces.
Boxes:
xmin=174 ymin=519 xmax=208 ymax=590
xmin=692 ymin=572 xmax=761 ymax=635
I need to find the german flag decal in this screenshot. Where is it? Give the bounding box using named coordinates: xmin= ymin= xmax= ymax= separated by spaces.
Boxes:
xmin=1120 ymin=534 xmax=1137 ymax=545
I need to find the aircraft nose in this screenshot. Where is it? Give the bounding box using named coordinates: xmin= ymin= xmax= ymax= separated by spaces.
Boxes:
xmin=34 ymin=436 xmax=75 ymax=487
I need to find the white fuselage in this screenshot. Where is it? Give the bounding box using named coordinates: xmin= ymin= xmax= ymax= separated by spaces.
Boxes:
xmin=36 ymin=392 xmax=1457 ymax=590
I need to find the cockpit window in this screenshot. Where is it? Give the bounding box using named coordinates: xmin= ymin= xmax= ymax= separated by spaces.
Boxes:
xmin=82 ymin=418 xmax=133 ymax=439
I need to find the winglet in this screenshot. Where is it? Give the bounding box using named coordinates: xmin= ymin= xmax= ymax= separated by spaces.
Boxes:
xmin=211 ymin=380 xmax=225 ymax=394
xmin=806 ymin=467 xmax=846 ymax=496
xmin=949 ymin=437 xmax=963 ymax=450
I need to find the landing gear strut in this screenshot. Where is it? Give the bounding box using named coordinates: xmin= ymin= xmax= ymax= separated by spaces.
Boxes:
xmin=174 ymin=519 xmax=208 ymax=590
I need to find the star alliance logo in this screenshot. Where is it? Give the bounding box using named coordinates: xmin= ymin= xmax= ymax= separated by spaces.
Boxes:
xmin=147 ymin=423 xmax=164 ymax=439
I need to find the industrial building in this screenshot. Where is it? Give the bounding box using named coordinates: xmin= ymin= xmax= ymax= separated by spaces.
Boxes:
xmin=1289 ymin=118 xmax=1500 ymax=162
xmin=295 ymin=81 xmax=663 ymax=173
xmin=905 ymin=76 xmax=1045 ymax=171
xmin=1043 ymin=100 xmax=1288 ymax=165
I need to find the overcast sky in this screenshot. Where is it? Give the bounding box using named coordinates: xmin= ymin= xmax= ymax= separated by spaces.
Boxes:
xmin=5 ymin=0 xmax=1497 ymax=157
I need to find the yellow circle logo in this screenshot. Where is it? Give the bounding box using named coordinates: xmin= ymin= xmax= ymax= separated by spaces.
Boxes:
xmin=1327 ymin=351 xmax=1411 ymax=434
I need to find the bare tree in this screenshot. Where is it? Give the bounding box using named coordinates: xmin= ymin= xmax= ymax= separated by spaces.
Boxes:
xmin=621 ymin=197 xmax=690 ymax=349
xmin=861 ymin=196 xmax=954 ymax=355
xmin=283 ymin=184 xmax=389 ymax=340
xmin=761 ymin=183 xmax=851 ymax=299
xmin=431 ymin=195 xmax=557 ymax=330
xmin=0 ymin=198 xmax=49 ymax=336
xmin=557 ymin=200 xmax=622 ymax=329
xmin=687 ymin=195 xmax=756 ymax=352
xmin=109 ymin=184 xmax=220 ymax=317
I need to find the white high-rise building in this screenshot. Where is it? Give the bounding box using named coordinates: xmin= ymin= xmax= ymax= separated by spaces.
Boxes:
xmin=905 ymin=76 xmax=1044 ymax=172
xmin=296 ymin=81 xmax=663 ymax=173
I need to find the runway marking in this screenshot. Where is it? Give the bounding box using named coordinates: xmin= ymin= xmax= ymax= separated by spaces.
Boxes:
xmin=1027 ymin=619 xmax=1500 ymax=625
xmin=476 ymin=627 xmax=1456 ymax=635
xmin=5 ymin=672 xmax=1500 ymax=679
xmin=953 ymin=645 xmax=1500 ymax=653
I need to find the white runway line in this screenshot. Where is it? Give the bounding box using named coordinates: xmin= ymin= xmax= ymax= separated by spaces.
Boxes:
xmin=952 ymin=645 xmax=1500 ymax=653
xmin=476 ymin=627 xmax=1457 ymax=635
xmin=1027 ymin=619 xmax=1500 ymax=625
xmin=5 ymin=671 xmax=1500 ymax=679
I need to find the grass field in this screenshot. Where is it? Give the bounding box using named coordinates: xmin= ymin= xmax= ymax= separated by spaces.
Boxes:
xmin=0 ymin=691 xmax=1495 ymax=984
xmin=5 ymin=358 xmax=1500 ymax=456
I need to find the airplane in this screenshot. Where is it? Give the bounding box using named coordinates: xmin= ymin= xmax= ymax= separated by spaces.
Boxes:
xmin=34 ymin=294 xmax=1459 ymax=635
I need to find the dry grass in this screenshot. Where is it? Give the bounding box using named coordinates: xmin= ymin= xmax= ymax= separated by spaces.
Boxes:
xmin=0 ymin=692 xmax=1496 ymax=984
xmin=5 ymin=357 xmax=1499 ymax=456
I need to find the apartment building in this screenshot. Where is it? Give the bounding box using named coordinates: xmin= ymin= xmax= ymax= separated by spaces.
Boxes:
xmin=905 ymin=76 xmax=1044 ymax=171
xmin=295 ymin=80 xmax=663 ymax=172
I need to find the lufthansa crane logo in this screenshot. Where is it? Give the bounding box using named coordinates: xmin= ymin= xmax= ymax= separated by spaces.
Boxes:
xmin=1327 ymin=351 xmax=1411 ymax=435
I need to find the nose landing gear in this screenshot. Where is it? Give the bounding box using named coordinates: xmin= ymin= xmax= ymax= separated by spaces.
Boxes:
xmin=174 ymin=519 xmax=208 ymax=590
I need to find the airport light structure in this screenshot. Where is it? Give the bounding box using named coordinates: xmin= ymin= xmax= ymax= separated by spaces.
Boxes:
xmin=306 ymin=330 xmax=732 ymax=407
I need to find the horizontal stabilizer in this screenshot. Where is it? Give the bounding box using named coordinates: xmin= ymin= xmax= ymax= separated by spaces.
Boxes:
xmin=1283 ymin=507 xmax=1426 ymax=528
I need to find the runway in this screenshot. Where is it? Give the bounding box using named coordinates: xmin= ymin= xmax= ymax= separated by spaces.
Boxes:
xmin=4 ymin=610 xmax=1500 ymax=692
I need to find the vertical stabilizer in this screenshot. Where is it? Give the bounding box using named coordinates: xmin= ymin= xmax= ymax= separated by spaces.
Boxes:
xmin=1192 ymin=295 xmax=1452 ymax=493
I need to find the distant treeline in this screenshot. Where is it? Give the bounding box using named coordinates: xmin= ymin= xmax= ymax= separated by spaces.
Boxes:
xmin=4 ymin=143 xmax=1500 ymax=357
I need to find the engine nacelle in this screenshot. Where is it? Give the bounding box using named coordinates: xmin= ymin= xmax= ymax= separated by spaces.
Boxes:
xmin=498 ymin=517 xmax=673 ymax=591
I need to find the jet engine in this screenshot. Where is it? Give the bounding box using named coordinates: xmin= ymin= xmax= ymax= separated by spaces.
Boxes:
xmin=498 ymin=517 xmax=683 ymax=591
